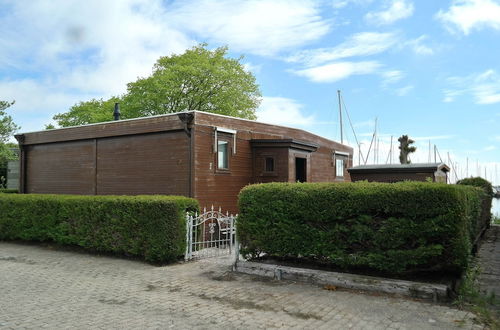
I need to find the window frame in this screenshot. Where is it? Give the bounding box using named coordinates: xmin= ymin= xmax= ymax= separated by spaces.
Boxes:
xmin=334 ymin=152 xmax=349 ymax=178
xmin=264 ymin=156 xmax=275 ymax=173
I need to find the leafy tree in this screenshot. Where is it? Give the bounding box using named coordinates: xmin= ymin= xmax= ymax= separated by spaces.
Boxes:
xmin=52 ymin=44 xmax=261 ymax=127
xmin=52 ymin=97 xmax=122 ymax=127
xmin=0 ymin=100 xmax=19 ymax=161
xmin=398 ymin=135 xmax=416 ymax=164
xmin=0 ymin=100 xmax=19 ymax=188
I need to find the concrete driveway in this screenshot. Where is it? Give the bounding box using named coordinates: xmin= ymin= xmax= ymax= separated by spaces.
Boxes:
xmin=0 ymin=242 xmax=483 ymax=329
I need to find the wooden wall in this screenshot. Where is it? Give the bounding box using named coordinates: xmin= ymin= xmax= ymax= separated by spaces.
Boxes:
xmin=19 ymin=111 xmax=353 ymax=214
xmin=26 ymin=140 xmax=96 ymax=194
xmin=350 ymin=172 xmax=435 ymax=183
xmin=193 ymin=112 xmax=354 ymax=213
xmin=24 ymin=131 xmax=189 ymax=196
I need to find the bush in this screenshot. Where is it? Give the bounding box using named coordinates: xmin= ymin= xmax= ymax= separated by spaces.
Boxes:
xmin=457 ymin=177 xmax=493 ymax=238
xmin=0 ymin=188 xmax=18 ymax=193
xmin=0 ymin=194 xmax=198 ymax=262
xmin=238 ymin=182 xmax=484 ymax=275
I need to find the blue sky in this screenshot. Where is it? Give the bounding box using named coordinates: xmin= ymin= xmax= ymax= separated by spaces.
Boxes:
xmin=1 ymin=0 xmax=499 ymax=184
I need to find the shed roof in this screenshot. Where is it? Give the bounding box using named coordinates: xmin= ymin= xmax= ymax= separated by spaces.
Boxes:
xmin=347 ymin=163 xmax=450 ymax=174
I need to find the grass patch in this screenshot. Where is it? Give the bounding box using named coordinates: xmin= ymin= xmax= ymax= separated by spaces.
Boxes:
xmin=454 ymin=262 xmax=499 ymax=328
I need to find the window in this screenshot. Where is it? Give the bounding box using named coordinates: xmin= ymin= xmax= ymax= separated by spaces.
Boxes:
xmin=265 ymin=157 xmax=275 ymax=172
xmin=217 ymin=140 xmax=229 ymax=169
xmin=336 ymin=158 xmax=344 ymax=177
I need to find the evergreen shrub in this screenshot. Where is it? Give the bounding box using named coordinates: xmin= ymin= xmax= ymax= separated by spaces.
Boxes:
xmin=0 ymin=194 xmax=198 ymax=262
xmin=238 ymin=182 xmax=484 ymax=275
xmin=457 ymin=177 xmax=493 ymax=236
xmin=0 ymin=188 xmax=18 ymax=193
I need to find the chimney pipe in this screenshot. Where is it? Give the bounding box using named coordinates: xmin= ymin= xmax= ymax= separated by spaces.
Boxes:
xmin=113 ymin=103 xmax=121 ymax=121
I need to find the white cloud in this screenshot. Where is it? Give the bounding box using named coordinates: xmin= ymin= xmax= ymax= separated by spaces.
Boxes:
xmin=365 ymin=0 xmax=414 ymax=26
xmin=405 ymin=35 xmax=434 ymax=55
xmin=292 ymin=61 xmax=382 ymax=83
xmin=256 ymin=97 xmax=315 ymax=127
xmin=395 ymin=85 xmax=414 ymax=96
xmin=0 ymin=0 xmax=193 ymax=95
xmin=286 ymin=32 xmax=399 ymax=66
xmin=437 ymin=0 xmax=500 ymax=35
xmin=167 ymin=0 xmax=331 ymax=56
xmin=381 ymin=70 xmax=404 ymax=86
xmin=444 ymin=69 xmax=500 ymax=104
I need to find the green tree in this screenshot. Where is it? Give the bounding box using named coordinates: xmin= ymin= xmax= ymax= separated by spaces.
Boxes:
xmin=398 ymin=135 xmax=416 ymax=164
xmin=52 ymin=97 xmax=122 ymax=127
xmin=0 ymin=100 xmax=19 ymax=161
xmin=52 ymin=44 xmax=261 ymax=127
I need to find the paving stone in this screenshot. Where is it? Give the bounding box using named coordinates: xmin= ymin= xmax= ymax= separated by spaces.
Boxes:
xmin=0 ymin=242 xmax=486 ymax=329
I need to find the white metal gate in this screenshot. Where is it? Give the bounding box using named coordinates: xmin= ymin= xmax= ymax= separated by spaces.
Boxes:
xmin=185 ymin=206 xmax=237 ymax=261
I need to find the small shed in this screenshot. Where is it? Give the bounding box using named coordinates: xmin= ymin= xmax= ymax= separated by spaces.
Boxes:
xmin=347 ymin=163 xmax=450 ymax=183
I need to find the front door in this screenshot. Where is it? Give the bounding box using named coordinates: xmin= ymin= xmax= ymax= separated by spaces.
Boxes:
xmin=295 ymin=157 xmax=307 ymax=182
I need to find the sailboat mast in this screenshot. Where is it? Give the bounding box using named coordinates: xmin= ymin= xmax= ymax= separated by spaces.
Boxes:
xmin=338 ymin=90 xmax=343 ymax=144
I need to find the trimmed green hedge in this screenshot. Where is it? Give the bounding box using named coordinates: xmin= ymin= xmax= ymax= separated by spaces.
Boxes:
xmin=457 ymin=177 xmax=492 ymax=237
xmin=238 ymin=182 xmax=484 ymax=275
xmin=0 ymin=188 xmax=18 ymax=194
xmin=0 ymin=194 xmax=198 ymax=262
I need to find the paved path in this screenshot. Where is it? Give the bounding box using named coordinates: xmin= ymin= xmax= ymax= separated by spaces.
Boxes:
xmin=476 ymin=225 xmax=500 ymax=305
xmin=0 ymin=242 xmax=484 ymax=329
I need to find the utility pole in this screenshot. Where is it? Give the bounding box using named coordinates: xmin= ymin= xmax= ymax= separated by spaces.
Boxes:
xmin=337 ymin=90 xmax=343 ymax=144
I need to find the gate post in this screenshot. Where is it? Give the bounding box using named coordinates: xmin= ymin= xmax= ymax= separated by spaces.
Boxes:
xmin=229 ymin=215 xmax=233 ymax=254
xmin=232 ymin=215 xmax=239 ymax=271
xmin=184 ymin=213 xmax=191 ymax=261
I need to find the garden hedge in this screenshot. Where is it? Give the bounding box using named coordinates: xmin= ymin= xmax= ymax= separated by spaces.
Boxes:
xmin=457 ymin=177 xmax=493 ymax=239
xmin=0 ymin=188 xmax=18 ymax=193
xmin=0 ymin=194 xmax=198 ymax=262
xmin=238 ymin=181 xmax=484 ymax=275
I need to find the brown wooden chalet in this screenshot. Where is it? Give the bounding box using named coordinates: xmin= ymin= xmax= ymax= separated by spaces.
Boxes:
xmin=15 ymin=111 xmax=353 ymax=213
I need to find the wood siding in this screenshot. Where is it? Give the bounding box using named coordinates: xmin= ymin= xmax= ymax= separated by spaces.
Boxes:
xmin=96 ymin=132 xmax=189 ymax=195
xmin=350 ymin=172 xmax=436 ymax=183
xmin=193 ymin=112 xmax=353 ymax=213
xmin=26 ymin=140 xmax=96 ymax=194
xmin=24 ymin=131 xmax=189 ymax=196
xmin=19 ymin=111 xmax=353 ymax=214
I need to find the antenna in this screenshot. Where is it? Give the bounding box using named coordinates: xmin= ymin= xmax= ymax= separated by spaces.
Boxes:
xmin=337 ymin=90 xmax=343 ymax=144
xmin=385 ymin=136 xmax=393 ymax=164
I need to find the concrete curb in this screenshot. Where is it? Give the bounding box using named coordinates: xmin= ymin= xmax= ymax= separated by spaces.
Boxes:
xmin=235 ymin=260 xmax=450 ymax=302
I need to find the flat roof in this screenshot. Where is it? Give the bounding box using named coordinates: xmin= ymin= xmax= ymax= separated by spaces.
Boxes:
xmin=348 ymin=163 xmax=450 ymax=173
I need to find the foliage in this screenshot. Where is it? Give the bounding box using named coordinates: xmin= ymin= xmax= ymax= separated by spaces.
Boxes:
xmin=457 ymin=177 xmax=494 ymax=196
xmin=52 ymin=44 xmax=261 ymax=127
xmin=457 ymin=177 xmax=493 ymax=235
xmin=493 ymin=216 xmax=500 ymax=225
xmin=454 ymin=263 xmax=499 ymax=327
xmin=237 ymin=181 xmax=485 ymax=275
xmin=397 ymin=135 xmax=416 ymax=164
xmin=0 ymin=194 xmax=198 ymax=262
xmin=0 ymin=188 xmax=18 ymax=193
xmin=0 ymin=101 xmax=19 ymax=161
xmin=52 ymin=97 xmax=122 ymax=127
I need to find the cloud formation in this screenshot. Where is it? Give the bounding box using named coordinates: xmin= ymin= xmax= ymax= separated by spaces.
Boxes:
xmin=167 ymin=0 xmax=331 ymax=56
xmin=364 ymin=0 xmax=414 ymax=25
xmin=292 ymin=61 xmax=382 ymax=83
xmin=286 ymin=32 xmax=399 ymax=66
xmin=256 ymin=97 xmax=315 ymax=126
xmin=437 ymin=0 xmax=500 ymax=34
xmin=444 ymin=69 xmax=500 ymax=104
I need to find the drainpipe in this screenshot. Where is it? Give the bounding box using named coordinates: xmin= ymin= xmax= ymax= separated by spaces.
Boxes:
xmin=14 ymin=134 xmax=26 ymax=193
xmin=178 ymin=113 xmax=194 ymax=198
